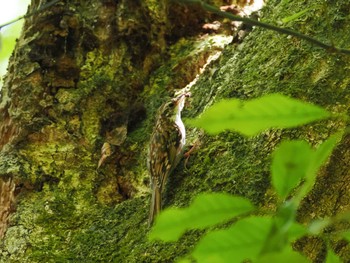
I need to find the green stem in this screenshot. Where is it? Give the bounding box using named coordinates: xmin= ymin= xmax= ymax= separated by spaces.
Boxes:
xmin=174 ymin=0 xmax=350 ymax=55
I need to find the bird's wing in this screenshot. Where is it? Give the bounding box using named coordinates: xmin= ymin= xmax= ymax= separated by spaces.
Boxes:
xmin=148 ymin=122 xmax=182 ymax=191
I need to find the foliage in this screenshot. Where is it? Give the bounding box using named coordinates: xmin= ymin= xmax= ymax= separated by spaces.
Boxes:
xmin=175 ymin=0 xmax=350 ymax=55
xmin=150 ymin=94 xmax=347 ymax=262
xmin=188 ymin=94 xmax=330 ymax=136
xmin=149 ymin=193 xmax=254 ymax=241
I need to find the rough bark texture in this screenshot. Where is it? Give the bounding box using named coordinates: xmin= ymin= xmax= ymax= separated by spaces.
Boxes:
xmin=0 ymin=177 xmax=15 ymax=239
xmin=0 ymin=0 xmax=349 ymax=262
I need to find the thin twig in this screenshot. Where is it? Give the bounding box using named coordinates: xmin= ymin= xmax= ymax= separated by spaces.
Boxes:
xmin=0 ymin=0 xmax=61 ymax=29
xmin=174 ymin=0 xmax=350 ymax=55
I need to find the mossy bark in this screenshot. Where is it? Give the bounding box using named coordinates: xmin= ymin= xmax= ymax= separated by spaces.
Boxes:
xmin=0 ymin=0 xmax=349 ymax=262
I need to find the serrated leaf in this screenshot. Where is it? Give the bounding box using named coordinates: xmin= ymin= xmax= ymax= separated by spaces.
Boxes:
xmin=188 ymin=94 xmax=330 ymax=136
xmin=192 ymin=216 xmax=273 ymax=263
xmin=271 ymin=140 xmax=313 ymax=199
xmin=149 ymin=193 xmax=254 ymax=241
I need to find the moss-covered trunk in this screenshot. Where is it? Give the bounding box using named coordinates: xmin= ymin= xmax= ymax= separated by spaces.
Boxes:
xmin=0 ymin=0 xmax=349 ymax=262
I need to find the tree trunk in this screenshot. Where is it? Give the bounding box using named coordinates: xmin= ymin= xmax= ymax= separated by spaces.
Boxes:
xmin=0 ymin=0 xmax=349 ymax=262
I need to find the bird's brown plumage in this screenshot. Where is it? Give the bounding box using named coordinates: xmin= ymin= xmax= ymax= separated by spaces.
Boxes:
xmin=148 ymin=94 xmax=188 ymax=226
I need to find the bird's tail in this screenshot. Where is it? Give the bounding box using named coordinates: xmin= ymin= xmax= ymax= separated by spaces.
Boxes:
xmin=148 ymin=187 xmax=161 ymax=227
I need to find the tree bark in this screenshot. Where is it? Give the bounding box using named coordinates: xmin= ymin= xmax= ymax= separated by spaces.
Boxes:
xmin=0 ymin=0 xmax=349 ymax=262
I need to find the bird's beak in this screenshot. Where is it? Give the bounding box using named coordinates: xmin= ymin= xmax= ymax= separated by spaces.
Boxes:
xmin=175 ymin=92 xmax=191 ymax=106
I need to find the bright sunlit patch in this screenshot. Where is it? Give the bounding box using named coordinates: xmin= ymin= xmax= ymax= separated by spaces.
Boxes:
xmin=243 ymin=0 xmax=265 ymax=15
xmin=0 ymin=0 xmax=30 ymax=31
xmin=0 ymin=0 xmax=30 ymax=88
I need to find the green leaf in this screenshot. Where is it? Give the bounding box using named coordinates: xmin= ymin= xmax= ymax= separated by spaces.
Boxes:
xmin=149 ymin=193 xmax=254 ymax=241
xmin=176 ymin=258 xmax=192 ymax=263
xmin=192 ymin=217 xmax=273 ymax=263
xmin=259 ymin=199 xmax=303 ymax=255
xmin=308 ymin=218 xmax=331 ymax=235
xmin=307 ymin=132 xmax=343 ymax=180
xmin=271 ymin=140 xmax=313 ymax=199
xmin=288 ymin=222 xmax=307 ymax=241
xmin=325 ymin=249 xmax=342 ymax=263
xmin=281 ymin=8 xmax=311 ymax=23
xmin=188 ymin=94 xmax=330 ymax=136
xmin=257 ymin=247 xmax=310 ymax=263
xmin=341 ymin=231 xmax=350 ymax=242
xmin=261 ymin=201 xmax=302 ymax=254
xmin=260 ymin=220 xmax=306 ymax=254
xmin=295 ymin=132 xmax=344 ymax=202
xmin=149 ymin=208 xmax=188 ymax=241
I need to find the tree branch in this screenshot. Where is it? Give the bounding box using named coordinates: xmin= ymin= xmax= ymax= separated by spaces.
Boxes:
xmin=174 ymin=0 xmax=350 ymax=55
xmin=0 ymin=0 xmax=60 ymax=29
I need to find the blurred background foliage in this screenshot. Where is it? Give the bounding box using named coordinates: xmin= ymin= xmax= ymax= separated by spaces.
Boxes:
xmin=0 ymin=0 xmax=30 ymax=88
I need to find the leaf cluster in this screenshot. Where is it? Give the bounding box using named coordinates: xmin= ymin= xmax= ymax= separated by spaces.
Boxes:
xmin=149 ymin=94 xmax=348 ymax=262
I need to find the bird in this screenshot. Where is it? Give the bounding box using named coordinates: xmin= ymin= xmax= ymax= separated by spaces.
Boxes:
xmin=147 ymin=92 xmax=190 ymax=226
